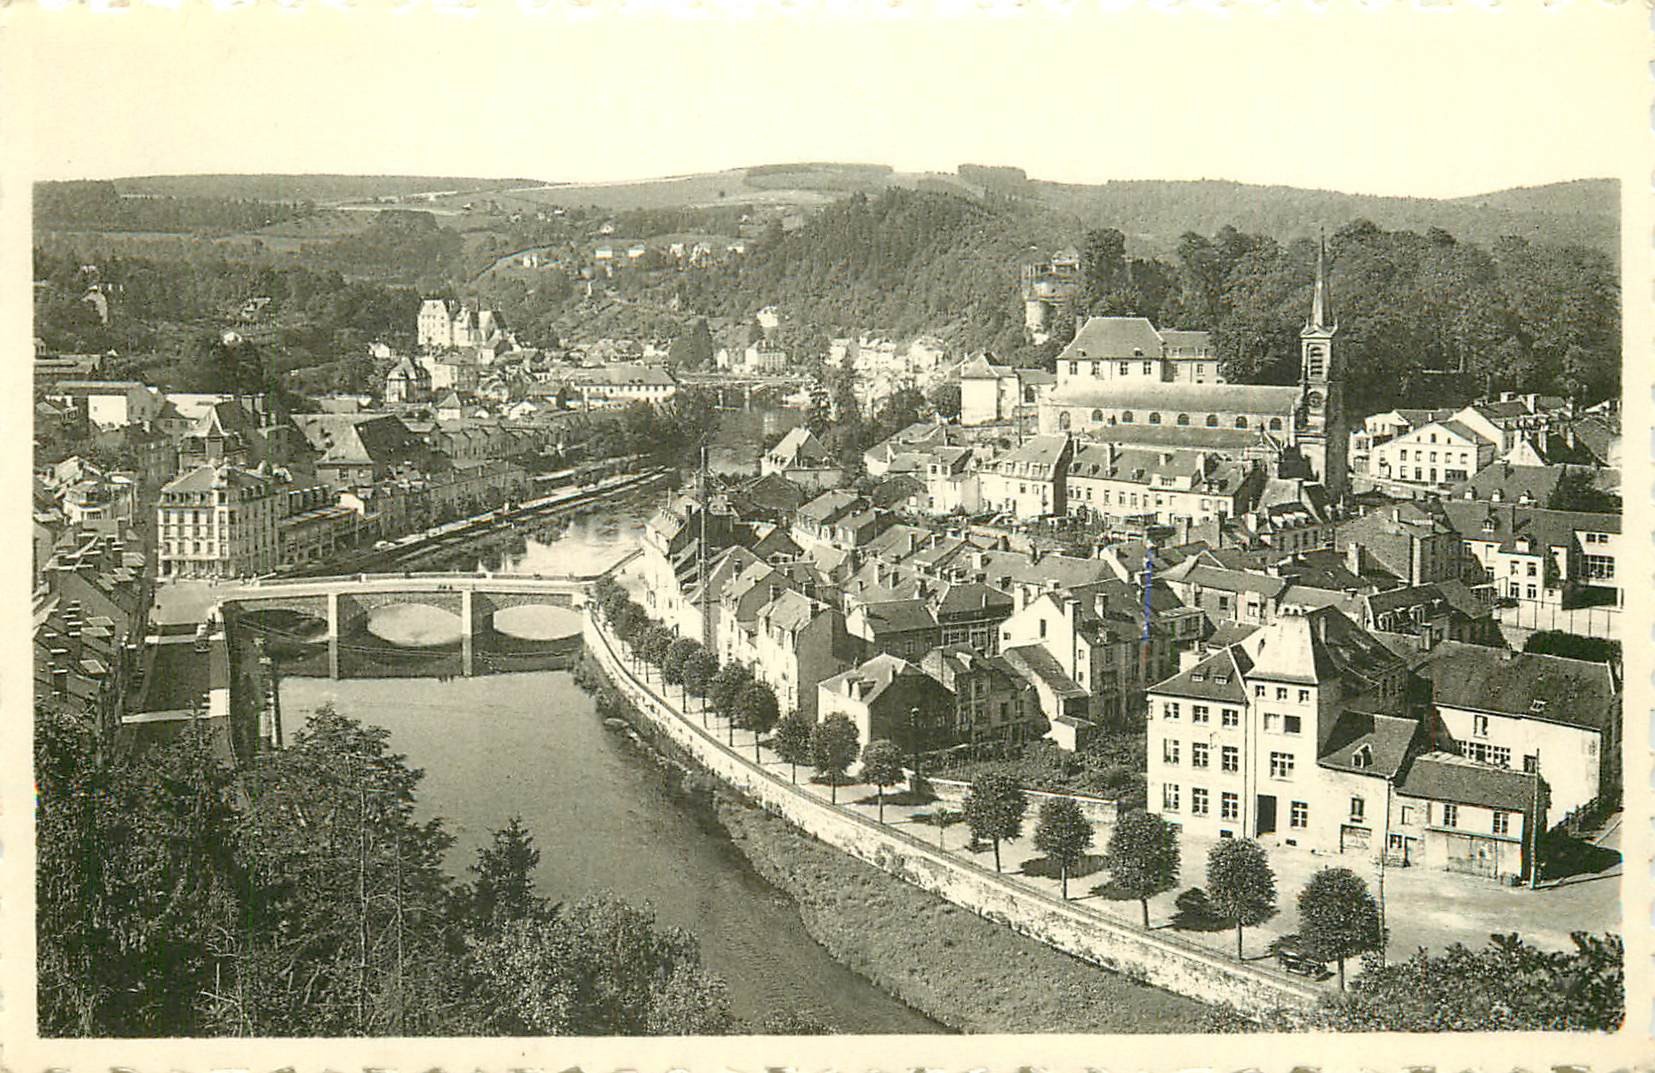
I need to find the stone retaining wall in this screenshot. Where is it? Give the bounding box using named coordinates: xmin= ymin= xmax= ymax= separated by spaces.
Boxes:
xmin=583 ymin=615 xmax=1321 ymax=1018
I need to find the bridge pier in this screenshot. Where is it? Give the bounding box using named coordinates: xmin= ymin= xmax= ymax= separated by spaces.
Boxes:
xmin=461 ymin=588 xmax=475 ymax=677
xmin=327 ymin=591 xmax=340 ymax=680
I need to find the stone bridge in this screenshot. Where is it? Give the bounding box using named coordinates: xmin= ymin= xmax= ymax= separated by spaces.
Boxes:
xmin=217 ymin=572 xmax=593 ymax=678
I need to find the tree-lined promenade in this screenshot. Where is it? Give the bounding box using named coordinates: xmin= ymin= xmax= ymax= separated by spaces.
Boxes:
xmin=588 ymin=577 xmax=1624 ymax=1032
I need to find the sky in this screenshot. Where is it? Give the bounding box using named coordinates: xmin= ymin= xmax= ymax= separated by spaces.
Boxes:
xmin=6 ymin=4 xmax=1642 ymax=199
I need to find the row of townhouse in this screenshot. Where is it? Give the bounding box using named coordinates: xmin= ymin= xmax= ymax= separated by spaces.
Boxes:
xmin=1147 ymin=606 xmax=1618 ymax=882
xmin=1355 ymin=393 xmax=1618 ymax=500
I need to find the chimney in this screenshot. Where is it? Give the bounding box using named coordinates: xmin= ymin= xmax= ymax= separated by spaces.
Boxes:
xmin=768 ymin=584 xmax=780 ymax=604
xmin=1390 ymin=507 xmax=1401 ymax=523
xmin=1345 ymin=541 xmax=1364 ymax=575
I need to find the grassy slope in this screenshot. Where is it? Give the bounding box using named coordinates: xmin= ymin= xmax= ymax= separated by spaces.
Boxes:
xmin=714 ymin=796 xmax=1213 ymax=1034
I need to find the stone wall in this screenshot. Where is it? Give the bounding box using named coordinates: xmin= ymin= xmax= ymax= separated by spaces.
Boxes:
xmin=584 ymin=615 xmax=1321 ymax=1018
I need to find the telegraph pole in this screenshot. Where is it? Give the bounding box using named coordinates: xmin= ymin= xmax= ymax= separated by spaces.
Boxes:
xmin=1529 ymin=748 xmax=1542 ymax=889
xmin=699 ymin=443 xmax=713 ymax=648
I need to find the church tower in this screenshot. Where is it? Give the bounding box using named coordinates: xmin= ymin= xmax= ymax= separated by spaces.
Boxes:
xmin=1298 ymin=234 xmax=1347 ymax=500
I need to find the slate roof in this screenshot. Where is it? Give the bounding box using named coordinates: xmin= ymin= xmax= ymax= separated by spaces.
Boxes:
xmin=1450 ymin=463 xmax=1602 ymax=505
xmin=1001 ymin=644 xmax=1089 ymax=699
xmin=1398 ymin=751 xmax=1539 ymax=813
xmin=1238 ymin=607 xmax=1405 ymax=689
xmin=1318 ymin=710 xmax=1422 ymax=778
xmin=1438 ymin=501 xmax=1620 ymax=550
xmin=1412 ymin=641 xmax=1617 ymax=730
xmin=854 ymin=598 xmax=939 ymax=635
xmin=1149 ymin=645 xmax=1253 ymax=702
xmin=1058 ymin=317 xmax=1167 ymax=361
xmin=819 ymin=653 xmax=928 ymax=707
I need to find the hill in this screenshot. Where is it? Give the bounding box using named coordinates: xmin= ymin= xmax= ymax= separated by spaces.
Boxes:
xmin=113 ymin=174 xmax=538 ymax=204
xmin=1032 ymin=178 xmax=1618 ymax=259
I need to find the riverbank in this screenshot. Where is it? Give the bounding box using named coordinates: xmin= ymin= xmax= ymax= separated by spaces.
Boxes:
xmin=582 ymin=611 xmax=1320 ymax=1019
xmin=574 ymin=652 xmax=1216 ymax=1033
xmin=713 ymin=795 xmax=1214 ymax=1033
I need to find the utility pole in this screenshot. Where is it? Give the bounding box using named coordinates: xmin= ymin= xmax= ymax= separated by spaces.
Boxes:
xmin=1529 ymin=748 xmax=1542 ymax=890
xmin=699 ymin=443 xmax=712 ymax=649
xmin=357 ymin=773 xmax=369 ymax=1032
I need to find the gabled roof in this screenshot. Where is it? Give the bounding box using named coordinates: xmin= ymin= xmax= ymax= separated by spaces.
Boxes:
xmin=767 ymin=426 xmax=832 ymax=467
xmin=1318 ymin=709 xmax=1421 ymax=778
xmin=1149 ymin=645 xmax=1253 ymax=703
xmin=1238 ymin=606 xmax=1404 ymax=688
xmin=1001 ymin=644 xmax=1089 ymax=699
xmin=1413 ymin=641 xmax=1616 ymax=730
xmin=820 ymin=653 xmax=930 ymax=707
xmin=1058 ymin=317 xmax=1166 ymax=362
xmin=1399 ymin=751 xmax=1539 ymax=813
xmin=853 ymin=598 xmax=939 ymax=635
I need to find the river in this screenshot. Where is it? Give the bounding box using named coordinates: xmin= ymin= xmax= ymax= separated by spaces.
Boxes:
xmin=280 ymin=469 xmax=945 ymax=1034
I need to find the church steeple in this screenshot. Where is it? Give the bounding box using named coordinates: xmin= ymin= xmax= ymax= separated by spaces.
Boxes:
xmin=1307 ymin=230 xmax=1334 ymax=332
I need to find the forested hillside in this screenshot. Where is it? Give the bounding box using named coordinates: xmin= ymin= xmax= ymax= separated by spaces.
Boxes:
xmin=613 ymin=188 xmax=1620 ymax=415
xmin=34 ymin=171 xmax=1621 ymax=418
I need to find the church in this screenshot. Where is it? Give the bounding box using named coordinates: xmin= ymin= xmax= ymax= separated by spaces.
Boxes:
xmin=1037 ymin=241 xmax=1348 ymax=499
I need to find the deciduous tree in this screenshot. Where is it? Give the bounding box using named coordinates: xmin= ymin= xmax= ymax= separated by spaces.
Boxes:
xmin=1296 ymin=867 xmax=1383 ymax=991
xmin=772 ymin=710 xmax=816 ymax=783
xmin=962 ymin=770 xmax=1027 ymax=873
xmin=1033 ymin=797 xmax=1094 ymax=899
xmin=809 ymin=714 xmax=860 ymax=803
xmin=1104 ymin=809 xmax=1181 ymax=927
xmin=858 ymin=739 xmax=906 ymax=823
xmin=1206 ymin=838 xmax=1277 ymax=961
xmin=734 ymin=681 xmax=780 ymax=760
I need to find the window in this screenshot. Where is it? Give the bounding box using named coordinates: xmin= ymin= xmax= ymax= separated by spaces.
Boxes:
xmin=1164 ymin=701 xmax=1181 ymax=720
xmin=1091 ymin=408 xmax=1104 ymax=423
xmin=1163 ymin=783 xmax=1181 ymax=811
xmin=1254 ymin=684 xmax=1266 ymax=698
xmin=1461 ymin=741 xmax=1512 ymax=768
xmin=1269 ymin=752 xmax=1295 ymax=779
xmin=1039 ymin=619 xmax=1046 ymax=639
xmin=1191 ymin=787 xmax=1210 ymax=815
xmin=1350 ymin=796 xmax=1365 ymax=822
xmin=1263 ymin=712 xmax=1281 ymax=732
xmin=1275 ymin=687 xmax=1288 ymax=701
xmin=1492 ymin=811 xmax=1510 ymax=835
xmin=1142 ymin=360 xmax=1153 ymax=375
xmin=1473 ymin=714 xmax=1489 ymax=737
xmin=1162 ymin=739 xmax=1181 ymax=765
xmin=1523 ymin=754 xmax=1539 ymax=774
xmin=1221 ymin=792 xmax=1240 ymax=820
xmin=1284 ymin=715 xmax=1302 ymax=735
xmin=1191 ymin=742 xmax=1210 ymax=768
xmin=1441 ymin=803 xmax=1459 ymax=828
xmin=1290 ymin=801 xmax=1309 ymax=829
xmin=1235 ymin=416 xmax=1249 ymax=429
xmin=1206 ymin=414 xmax=1219 ymax=428
xmin=1222 ymin=708 xmax=1239 ymax=727
xmin=1192 ymin=704 xmax=1210 ymax=723
xmin=1400 ymin=806 xmax=1415 ymax=825
xmin=1221 ymin=746 xmax=1240 ymax=773
xmin=1149 ymin=412 xmax=1162 ymax=425
xmin=1122 ymin=411 xmax=1135 ymax=423
xmin=1177 ymin=413 xmax=1190 ymax=426
xmin=1297 ymin=689 xmax=1310 ymax=703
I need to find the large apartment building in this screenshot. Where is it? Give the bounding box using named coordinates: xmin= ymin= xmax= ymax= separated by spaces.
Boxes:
xmin=1146 ymin=607 xmax=1550 ymax=882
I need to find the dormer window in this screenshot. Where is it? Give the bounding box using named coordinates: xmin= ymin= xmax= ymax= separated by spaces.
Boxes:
xmin=1531 ymin=699 xmax=1548 ymax=714
xmin=1352 ymin=744 xmax=1373 ymax=769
